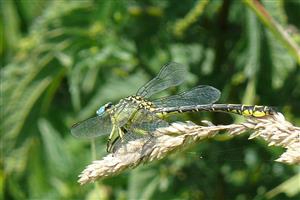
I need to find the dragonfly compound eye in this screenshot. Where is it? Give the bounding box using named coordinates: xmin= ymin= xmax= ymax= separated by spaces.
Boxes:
xmin=96 ymin=102 xmax=113 ymax=116
xmin=96 ymin=105 xmax=106 ymax=116
xmin=105 ymin=102 xmax=113 ymax=110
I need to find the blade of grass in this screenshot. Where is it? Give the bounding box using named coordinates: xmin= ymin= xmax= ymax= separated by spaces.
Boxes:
xmin=243 ymin=0 xmax=300 ymax=64
xmin=173 ymin=0 xmax=210 ymax=37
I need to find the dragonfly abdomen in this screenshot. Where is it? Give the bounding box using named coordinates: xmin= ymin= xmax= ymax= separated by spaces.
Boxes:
xmin=210 ymin=104 xmax=275 ymax=117
xmin=155 ymin=104 xmax=276 ymax=117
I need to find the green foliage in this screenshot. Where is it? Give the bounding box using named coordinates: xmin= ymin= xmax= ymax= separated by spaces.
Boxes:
xmin=1 ymin=0 xmax=299 ymax=199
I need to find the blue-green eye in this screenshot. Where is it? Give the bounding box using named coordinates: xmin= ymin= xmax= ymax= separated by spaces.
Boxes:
xmin=96 ymin=102 xmax=113 ymax=116
xmin=96 ymin=105 xmax=106 ymax=116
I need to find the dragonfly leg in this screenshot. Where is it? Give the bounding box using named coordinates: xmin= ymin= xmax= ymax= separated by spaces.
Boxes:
xmin=107 ymin=126 xmax=117 ymax=152
xmin=119 ymin=127 xmax=125 ymax=141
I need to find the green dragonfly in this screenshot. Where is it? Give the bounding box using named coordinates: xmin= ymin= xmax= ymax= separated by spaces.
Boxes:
xmin=71 ymin=62 xmax=275 ymax=152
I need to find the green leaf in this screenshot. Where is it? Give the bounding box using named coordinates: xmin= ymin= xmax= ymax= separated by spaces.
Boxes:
xmin=38 ymin=118 xmax=72 ymax=175
xmin=2 ymin=78 xmax=51 ymax=139
xmin=128 ymin=168 xmax=159 ymax=200
xmin=266 ymin=173 xmax=300 ymax=198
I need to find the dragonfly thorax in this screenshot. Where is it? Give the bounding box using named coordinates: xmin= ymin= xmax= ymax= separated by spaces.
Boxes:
xmin=125 ymin=95 xmax=156 ymax=111
xmin=96 ymin=102 xmax=113 ymax=116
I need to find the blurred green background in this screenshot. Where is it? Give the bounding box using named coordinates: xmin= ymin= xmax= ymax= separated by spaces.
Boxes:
xmin=1 ymin=0 xmax=300 ymax=199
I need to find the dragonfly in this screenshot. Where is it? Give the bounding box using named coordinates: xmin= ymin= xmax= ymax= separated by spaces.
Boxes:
xmin=71 ymin=62 xmax=276 ymax=152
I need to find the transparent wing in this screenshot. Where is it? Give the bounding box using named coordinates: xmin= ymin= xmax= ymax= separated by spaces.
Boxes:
xmin=110 ymin=110 xmax=169 ymax=152
xmin=136 ymin=62 xmax=188 ymax=98
xmin=153 ymin=85 xmax=221 ymax=108
xmin=71 ymin=113 xmax=112 ymax=139
xmin=109 ymin=130 xmax=154 ymax=153
xmin=112 ymin=99 xmax=139 ymax=128
xmin=129 ymin=108 xmax=169 ymax=132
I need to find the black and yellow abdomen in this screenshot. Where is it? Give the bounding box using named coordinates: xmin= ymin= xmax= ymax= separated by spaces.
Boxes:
xmin=154 ymin=104 xmax=276 ymax=118
xmin=209 ymin=104 xmax=275 ymax=117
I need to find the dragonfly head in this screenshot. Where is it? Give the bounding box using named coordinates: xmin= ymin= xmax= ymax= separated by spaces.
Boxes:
xmin=96 ymin=102 xmax=113 ymax=116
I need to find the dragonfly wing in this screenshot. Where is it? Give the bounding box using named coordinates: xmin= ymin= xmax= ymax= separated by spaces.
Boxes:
xmin=109 ymin=130 xmax=153 ymax=153
xmin=153 ymin=85 xmax=221 ymax=108
xmin=71 ymin=113 xmax=112 ymax=139
xmin=129 ymin=109 xmax=169 ymax=133
xmin=136 ymin=62 xmax=188 ymax=98
xmin=110 ymin=110 xmax=169 ymax=152
xmin=112 ymin=99 xmax=139 ymax=128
